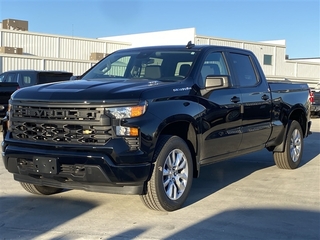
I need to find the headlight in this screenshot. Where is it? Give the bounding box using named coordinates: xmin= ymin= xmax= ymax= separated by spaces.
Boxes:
xmin=105 ymin=101 xmax=147 ymax=119
xmin=115 ymin=126 xmax=139 ymax=136
xmin=7 ymin=103 xmax=12 ymax=131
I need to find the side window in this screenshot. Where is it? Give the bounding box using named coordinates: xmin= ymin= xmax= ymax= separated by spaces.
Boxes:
xmin=0 ymin=73 xmax=5 ymax=82
xmin=108 ymin=56 xmax=130 ymax=77
xmin=175 ymin=62 xmax=192 ymax=78
xmin=6 ymin=73 xmax=18 ymax=83
xmin=20 ymin=73 xmax=35 ymax=87
xmin=200 ymin=52 xmax=228 ymax=85
xmin=263 ymin=54 xmax=272 ymax=65
xmin=230 ymin=53 xmax=258 ymax=87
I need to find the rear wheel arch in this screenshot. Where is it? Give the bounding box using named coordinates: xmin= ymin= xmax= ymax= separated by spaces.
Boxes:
xmin=289 ymin=108 xmax=308 ymax=137
xmin=273 ymin=108 xmax=307 ymax=152
xmin=273 ymin=120 xmax=303 ymax=169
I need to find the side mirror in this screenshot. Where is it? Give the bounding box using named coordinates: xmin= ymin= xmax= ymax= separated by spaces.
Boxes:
xmin=205 ymin=75 xmax=230 ymax=89
xmin=70 ymin=76 xmax=81 ymax=80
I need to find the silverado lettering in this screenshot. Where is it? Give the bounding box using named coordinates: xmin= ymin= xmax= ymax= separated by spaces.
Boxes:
xmin=2 ymin=43 xmax=312 ymax=212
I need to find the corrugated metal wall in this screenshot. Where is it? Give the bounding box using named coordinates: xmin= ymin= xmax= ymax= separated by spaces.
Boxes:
xmin=296 ymin=62 xmax=320 ymax=79
xmin=0 ymin=29 xmax=131 ymax=75
xmin=0 ymin=54 xmax=95 ymax=75
xmin=0 ymin=55 xmax=43 ymax=71
xmin=2 ymin=31 xmax=59 ymax=58
xmin=59 ymin=38 xmax=108 ymax=60
xmin=0 ymin=29 xmax=131 ymax=61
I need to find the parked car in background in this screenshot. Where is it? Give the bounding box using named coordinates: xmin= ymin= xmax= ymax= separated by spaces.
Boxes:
xmin=310 ymin=81 xmax=320 ymax=117
xmin=0 ymin=70 xmax=73 ymax=88
xmin=0 ymin=70 xmax=73 ymax=123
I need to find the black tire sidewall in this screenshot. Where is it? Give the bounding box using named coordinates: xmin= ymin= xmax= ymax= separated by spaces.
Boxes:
xmin=285 ymin=120 xmax=303 ymax=169
xmin=153 ymin=136 xmax=193 ymax=211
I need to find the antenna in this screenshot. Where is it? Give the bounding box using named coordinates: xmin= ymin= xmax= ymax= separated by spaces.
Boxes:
xmin=186 ymin=41 xmax=195 ymax=49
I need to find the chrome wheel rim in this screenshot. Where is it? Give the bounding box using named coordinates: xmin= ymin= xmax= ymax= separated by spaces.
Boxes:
xmin=290 ymin=129 xmax=302 ymax=163
xmin=162 ymin=149 xmax=189 ymax=200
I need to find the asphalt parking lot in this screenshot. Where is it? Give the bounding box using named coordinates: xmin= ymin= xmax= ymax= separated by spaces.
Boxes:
xmin=0 ymin=119 xmax=319 ymax=240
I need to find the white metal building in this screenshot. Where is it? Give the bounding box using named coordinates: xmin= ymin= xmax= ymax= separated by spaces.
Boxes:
xmin=0 ymin=23 xmax=319 ymax=87
xmin=0 ymin=24 xmax=131 ymax=76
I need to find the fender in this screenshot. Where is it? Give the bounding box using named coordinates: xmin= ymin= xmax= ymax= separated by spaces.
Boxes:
xmin=273 ymin=106 xmax=307 ymax=152
xmin=154 ymin=114 xmax=201 ymax=177
xmin=273 ymin=120 xmax=292 ymax=152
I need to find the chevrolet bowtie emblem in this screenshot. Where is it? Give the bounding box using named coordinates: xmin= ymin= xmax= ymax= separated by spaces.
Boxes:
xmin=83 ymin=130 xmax=93 ymax=134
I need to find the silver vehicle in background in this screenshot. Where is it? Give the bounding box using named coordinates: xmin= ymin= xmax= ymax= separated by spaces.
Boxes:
xmin=310 ymin=81 xmax=320 ymax=117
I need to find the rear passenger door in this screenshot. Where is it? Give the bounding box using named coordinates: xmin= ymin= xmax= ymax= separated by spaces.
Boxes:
xmin=227 ymin=52 xmax=272 ymax=150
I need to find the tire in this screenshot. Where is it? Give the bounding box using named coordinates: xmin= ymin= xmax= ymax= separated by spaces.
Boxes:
xmin=140 ymin=135 xmax=193 ymax=211
xmin=20 ymin=182 xmax=63 ymax=195
xmin=273 ymin=120 xmax=303 ymax=169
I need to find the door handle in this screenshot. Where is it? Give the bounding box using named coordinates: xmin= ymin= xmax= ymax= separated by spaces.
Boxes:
xmin=261 ymin=94 xmax=269 ymax=101
xmin=231 ymin=96 xmax=240 ymax=103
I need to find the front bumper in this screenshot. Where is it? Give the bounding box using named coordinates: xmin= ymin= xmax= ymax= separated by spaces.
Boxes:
xmin=2 ymin=141 xmax=152 ymax=195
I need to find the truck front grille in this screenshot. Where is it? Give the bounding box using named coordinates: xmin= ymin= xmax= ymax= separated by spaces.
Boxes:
xmin=12 ymin=105 xmax=101 ymax=121
xmin=12 ymin=122 xmax=112 ymax=144
xmin=10 ymin=105 xmax=113 ymax=145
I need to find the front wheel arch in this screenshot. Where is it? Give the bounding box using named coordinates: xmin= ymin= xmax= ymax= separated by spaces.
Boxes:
xmin=157 ymin=120 xmax=199 ymax=178
xmin=140 ymin=135 xmax=193 ymax=211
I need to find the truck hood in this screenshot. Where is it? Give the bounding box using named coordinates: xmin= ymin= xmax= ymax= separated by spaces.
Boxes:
xmin=11 ymin=79 xmax=172 ymax=102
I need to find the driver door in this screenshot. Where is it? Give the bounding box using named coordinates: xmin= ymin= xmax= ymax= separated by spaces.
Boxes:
xmin=199 ymin=52 xmax=242 ymax=164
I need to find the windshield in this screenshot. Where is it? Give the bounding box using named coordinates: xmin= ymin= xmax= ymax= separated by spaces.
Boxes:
xmin=82 ymin=49 xmax=199 ymax=81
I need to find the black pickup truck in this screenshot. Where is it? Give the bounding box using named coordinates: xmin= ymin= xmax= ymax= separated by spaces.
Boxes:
xmin=0 ymin=82 xmax=19 ymax=131
xmin=0 ymin=82 xmax=19 ymax=119
xmin=2 ymin=43 xmax=312 ymax=211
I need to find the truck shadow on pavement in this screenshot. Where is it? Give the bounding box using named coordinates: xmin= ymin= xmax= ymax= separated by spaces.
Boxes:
xmin=185 ymin=130 xmax=320 ymax=208
xmin=108 ymin=208 xmax=320 ymax=240
xmin=0 ymin=196 xmax=97 ymax=240
xmin=301 ymin=131 xmax=320 ymax=165
xmin=167 ymin=208 xmax=320 ymax=240
xmin=185 ymin=154 xmax=274 ymax=208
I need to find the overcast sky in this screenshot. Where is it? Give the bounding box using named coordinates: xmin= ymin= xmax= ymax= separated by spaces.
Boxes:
xmin=0 ymin=0 xmax=319 ymax=58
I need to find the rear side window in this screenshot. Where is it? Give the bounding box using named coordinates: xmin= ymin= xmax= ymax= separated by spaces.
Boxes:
xmin=230 ymin=53 xmax=258 ymax=87
xmin=19 ymin=72 xmax=37 ymax=87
